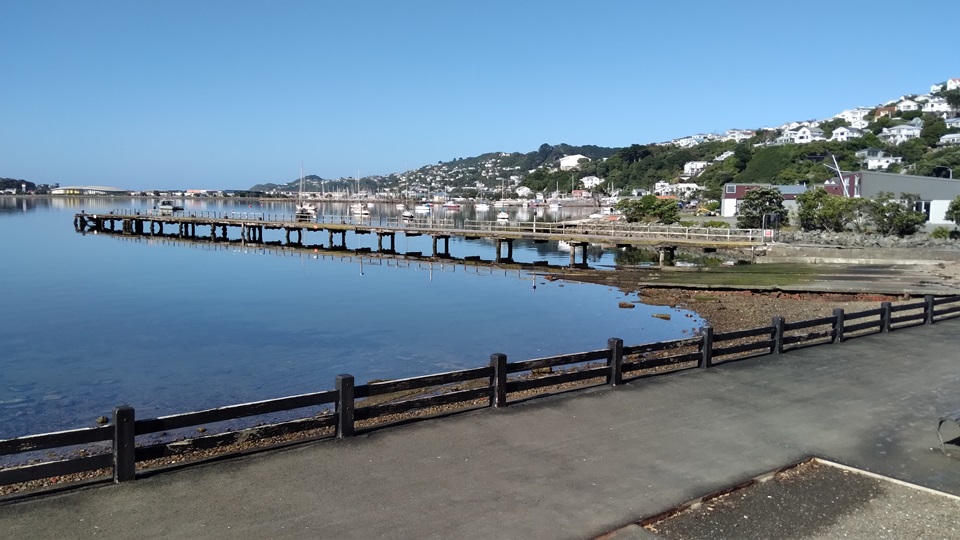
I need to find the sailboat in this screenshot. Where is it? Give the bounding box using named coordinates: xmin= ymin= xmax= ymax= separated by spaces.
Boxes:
xmin=295 ymin=162 xmax=317 ymax=222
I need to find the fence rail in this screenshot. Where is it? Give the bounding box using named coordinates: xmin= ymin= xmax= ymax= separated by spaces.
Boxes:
xmin=2 ymin=295 xmax=959 ymax=488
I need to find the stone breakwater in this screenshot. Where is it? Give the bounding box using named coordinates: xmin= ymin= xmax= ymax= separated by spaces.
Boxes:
xmin=779 ymin=230 xmax=960 ymax=250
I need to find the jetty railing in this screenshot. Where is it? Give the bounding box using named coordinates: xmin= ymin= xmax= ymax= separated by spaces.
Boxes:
xmin=1 ymin=295 xmax=957 ymax=489
xmin=86 ymin=209 xmax=766 ymax=243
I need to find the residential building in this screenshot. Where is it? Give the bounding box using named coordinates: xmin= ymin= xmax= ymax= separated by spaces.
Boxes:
xmin=946 ymin=118 xmax=960 ymax=129
xmin=674 ymin=183 xmax=703 ymax=197
xmin=940 ymin=133 xmax=960 ymax=146
xmin=720 ymin=183 xmax=809 ymax=218
xmin=874 ymin=106 xmax=896 ymax=118
xmin=653 ymin=181 xmax=673 ymax=195
xmin=833 ymin=108 xmax=872 ymax=123
xmin=922 ymin=98 xmax=954 ymax=114
xmin=830 ymin=126 xmax=863 ymax=142
xmin=580 ymin=175 xmax=603 ymax=189
xmin=50 ymin=185 xmax=127 ymax=195
xmin=559 ymin=154 xmax=589 ymax=171
xmin=948 ymin=78 xmax=960 ymax=91
xmin=850 ymin=119 xmax=870 ymax=130
xmin=714 ymin=150 xmax=735 ymax=162
xmin=878 ymin=124 xmax=921 ymax=145
xmin=896 ymin=99 xmax=919 ymax=112
xmin=826 ymin=171 xmax=960 ymax=224
xmin=793 ymin=126 xmax=825 ymax=144
xmin=682 ymin=161 xmax=710 ymax=177
xmin=855 ymin=148 xmax=902 ymax=170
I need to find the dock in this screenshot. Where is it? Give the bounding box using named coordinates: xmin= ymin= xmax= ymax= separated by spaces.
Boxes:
xmin=74 ymin=210 xmax=768 ymax=266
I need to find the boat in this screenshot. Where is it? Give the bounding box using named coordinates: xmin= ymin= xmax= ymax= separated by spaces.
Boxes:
xmin=414 ymin=202 xmax=432 ymax=213
xmin=401 ymin=210 xmax=415 ymax=219
xmin=294 ymin=163 xmax=317 ymax=222
xmin=442 ymin=201 xmax=461 ymax=211
xmin=474 ymin=202 xmax=490 ymax=212
xmin=155 ymin=199 xmax=183 ymax=215
xmin=351 ymin=203 xmax=370 ymax=216
xmin=496 ymin=210 xmax=509 ymax=220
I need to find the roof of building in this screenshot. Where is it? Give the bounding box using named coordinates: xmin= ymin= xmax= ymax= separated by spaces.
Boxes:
xmin=54 ymin=185 xmax=127 ymax=192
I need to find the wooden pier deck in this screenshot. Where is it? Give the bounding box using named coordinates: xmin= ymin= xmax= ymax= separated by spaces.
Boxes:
xmin=74 ymin=210 xmax=768 ymax=265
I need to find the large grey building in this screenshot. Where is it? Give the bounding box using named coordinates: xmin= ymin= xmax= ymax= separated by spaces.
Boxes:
xmin=826 ymin=171 xmax=960 ymax=224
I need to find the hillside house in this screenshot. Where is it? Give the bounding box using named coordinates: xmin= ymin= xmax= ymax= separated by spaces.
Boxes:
xmin=559 ymin=154 xmax=589 ymax=171
xmin=948 ymin=78 xmax=960 ymax=91
xmin=830 ymin=126 xmax=863 ymax=142
xmin=878 ymin=124 xmax=921 ymax=145
xmin=896 ymin=99 xmax=920 ymax=112
xmin=922 ymin=98 xmax=953 ymax=114
xmin=855 ymin=148 xmax=902 ymax=170
xmin=940 ymin=133 xmax=960 ymax=146
xmin=653 ymin=181 xmax=673 ymax=195
xmin=834 ymin=108 xmax=872 ymax=123
xmin=874 ymin=106 xmax=896 ymax=119
xmin=793 ymin=126 xmax=826 ymax=144
xmin=946 ymin=118 xmax=960 ymax=129
xmin=714 ymin=150 xmax=735 ymax=162
xmin=682 ymin=161 xmax=710 ymax=177
xmin=580 ymin=176 xmax=603 ymax=189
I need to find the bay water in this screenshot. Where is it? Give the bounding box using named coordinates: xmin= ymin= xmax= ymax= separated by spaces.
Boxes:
xmin=0 ymin=196 xmax=703 ymax=438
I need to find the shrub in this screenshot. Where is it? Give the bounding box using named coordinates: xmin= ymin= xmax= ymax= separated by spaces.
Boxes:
xmin=930 ymin=226 xmax=953 ymax=239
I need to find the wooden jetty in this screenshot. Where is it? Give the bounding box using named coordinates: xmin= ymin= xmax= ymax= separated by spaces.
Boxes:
xmin=74 ymin=210 xmax=768 ymax=266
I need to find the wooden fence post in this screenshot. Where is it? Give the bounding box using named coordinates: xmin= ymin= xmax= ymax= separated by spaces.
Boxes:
xmin=336 ymin=374 xmax=355 ymax=438
xmin=772 ymin=316 xmax=785 ymax=354
xmin=833 ymin=308 xmax=844 ymax=344
xmin=608 ymin=338 xmax=623 ymax=386
xmin=700 ymin=326 xmax=713 ymax=369
xmin=491 ymin=354 xmax=507 ymax=407
xmin=925 ymin=295 xmax=935 ymax=325
xmin=881 ymin=302 xmax=892 ymax=333
xmin=113 ymin=405 xmax=135 ymax=483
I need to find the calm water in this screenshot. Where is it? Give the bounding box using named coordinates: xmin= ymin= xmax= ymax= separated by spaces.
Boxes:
xmin=0 ymin=196 xmax=703 ymax=438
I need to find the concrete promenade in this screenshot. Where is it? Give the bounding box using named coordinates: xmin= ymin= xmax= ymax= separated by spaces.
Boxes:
xmin=1 ymin=322 xmax=959 ymax=539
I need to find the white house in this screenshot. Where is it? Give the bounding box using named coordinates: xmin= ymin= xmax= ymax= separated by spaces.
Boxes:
xmin=878 ymin=124 xmax=922 ymax=145
xmin=850 ymin=119 xmax=871 ymax=130
xmin=580 ymin=175 xmax=603 ymax=189
xmin=515 ymin=186 xmax=533 ymax=197
xmin=833 ymin=108 xmax=872 ymax=123
xmin=922 ymin=98 xmax=953 ymax=114
xmin=682 ymin=161 xmax=710 ymax=177
xmin=896 ymin=99 xmax=920 ymax=112
xmin=830 ymin=126 xmax=863 ymax=142
xmin=559 ymin=154 xmax=589 ymax=171
xmin=940 ymin=134 xmax=960 ymax=146
xmin=864 ymin=155 xmax=903 ymax=170
xmin=946 ymin=118 xmax=960 ymax=129
xmin=856 ymin=148 xmax=902 ymax=170
xmin=793 ymin=126 xmax=825 ymax=144
xmin=947 ymin=78 xmax=960 ymax=91
xmin=653 ymin=181 xmax=673 ymax=195
xmin=674 ymin=183 xmax=703 ymax=197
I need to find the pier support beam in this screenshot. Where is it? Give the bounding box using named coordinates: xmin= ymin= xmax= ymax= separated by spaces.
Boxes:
xmin=657 ymin=245 xmax=676 ymax=266
xmin=494 ymin=238 xmax=514 ymax=263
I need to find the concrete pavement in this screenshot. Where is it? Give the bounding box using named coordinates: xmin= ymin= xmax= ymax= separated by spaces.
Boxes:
xmin=1 ymin=322 xmax=959 ymax=539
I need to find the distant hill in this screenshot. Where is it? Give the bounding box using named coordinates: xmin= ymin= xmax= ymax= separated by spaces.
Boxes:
xmin=0 ymin=178 xmax=36 ymax=191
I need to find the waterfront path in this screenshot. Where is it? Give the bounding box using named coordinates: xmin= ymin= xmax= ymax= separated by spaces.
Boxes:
xmin=1 ymin=323 xmax=959 ymax=538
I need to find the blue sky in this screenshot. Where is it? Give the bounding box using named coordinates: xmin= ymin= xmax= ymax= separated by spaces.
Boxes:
xmin=1 ymin=0 xmax=955 ymax=190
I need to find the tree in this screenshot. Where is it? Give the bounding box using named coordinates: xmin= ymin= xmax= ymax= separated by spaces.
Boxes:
xmin=945 ymin=195 xmax=960 ymax=228
xmin=943 ymin=89 xmax=960 ymax=109
xmin=736 ymin=186 xmax=789 ymax=229
xmin=867 ymin=192 xmax=927 ymax=236
xmin=796 ymin=187 xmax=865 ymax=232
xmin=921 ymin=118 xmax=948 ymax=146
xmin=616 ymin=195 xmax=680 ymax=224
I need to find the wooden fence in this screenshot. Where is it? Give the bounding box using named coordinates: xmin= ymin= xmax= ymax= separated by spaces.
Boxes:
xmin=1 ymin=295 xmax=958 ymax=488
